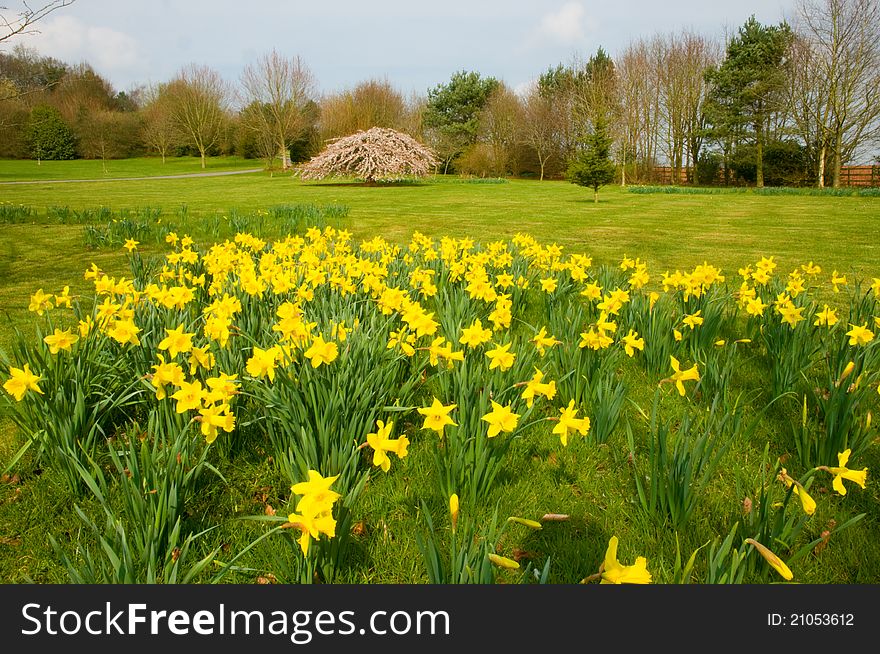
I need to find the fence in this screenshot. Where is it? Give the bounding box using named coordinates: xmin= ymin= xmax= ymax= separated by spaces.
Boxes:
xmin=651 ymin=165 xmax=879 ymax=187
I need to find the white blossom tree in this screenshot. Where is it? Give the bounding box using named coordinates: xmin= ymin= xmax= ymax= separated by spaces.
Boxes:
xmin=297 ymin=127 xmax=438 ymax=184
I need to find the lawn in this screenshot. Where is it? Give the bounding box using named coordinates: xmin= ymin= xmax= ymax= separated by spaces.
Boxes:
xmin=0 ymin=156 xmax=261 ymax=181
xmin=0 ymin=159 xmax=878 ymax=584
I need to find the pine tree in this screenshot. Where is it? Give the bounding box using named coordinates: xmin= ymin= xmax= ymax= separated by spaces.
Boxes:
xmin=566 ymin=119 xmax=615 ymax=203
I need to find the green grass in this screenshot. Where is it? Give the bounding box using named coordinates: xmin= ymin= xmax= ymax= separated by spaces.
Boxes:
xmin=1 ymin=171 xmax=877 ymax=276
xmin=0 ymin=163 xmax=878 ymax=584
xmin=0 ymin=156 xmax=260 ymax=181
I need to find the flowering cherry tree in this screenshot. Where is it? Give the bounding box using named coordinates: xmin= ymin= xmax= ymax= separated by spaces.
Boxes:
xmin=297 ymin=127 xmax=438 ymax=184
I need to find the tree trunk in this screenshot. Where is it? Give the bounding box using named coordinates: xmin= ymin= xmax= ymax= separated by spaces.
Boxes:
xmin=200 ymin=148 xmax=207 ymax=169
xmin=755 ymin=127 xmax=764 ymax=189
xmin=593 ymin=188 xmax=599 ymax=203
xmin=817 ymin=143 xmax=825 ymax=188
xmin=539 ymin=158 xmax=545 ymax=182
xmin=161 ymin=150 xmax=167 ymax=164
xmin=832 ymin=145 xmax=841 ymax=188
xmin=621 ymin=148 xmax=627 ymax=187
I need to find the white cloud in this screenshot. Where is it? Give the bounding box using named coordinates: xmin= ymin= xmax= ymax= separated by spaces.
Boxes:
xmin=17 ymin=16 xmax=143 ymax=87
xmin=534 ymin=2 xmax=595 ymax=46
xmin=513 ymin=79 xmax=537 ymax=98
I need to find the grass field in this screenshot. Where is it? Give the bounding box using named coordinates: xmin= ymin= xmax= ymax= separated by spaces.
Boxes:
xmin=0 ymin=156 xmax=259 ymax=181
xmin=1 ymin=158 xmax=878 ymax=584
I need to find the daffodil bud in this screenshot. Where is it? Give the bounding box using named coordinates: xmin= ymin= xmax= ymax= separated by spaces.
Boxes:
xmin=488 ymin=553 xmax=520 ymax=570
xmin=745 ymin=538 xmax=793 ymax=581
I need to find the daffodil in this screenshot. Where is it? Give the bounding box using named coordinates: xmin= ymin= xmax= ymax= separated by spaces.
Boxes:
xmin=106 ymin=318 xmax=141 ymax=346
xmin=246 ymin=345 xmax=281 ymax=381
xmin=745 ymin=538 xmax=793 ymax=581
xmin=531 ymin=326 xmax=560 ymax=356
xmin=821 ymin=449 xmax=868 ymax=496
xmin=304 ymin=336 xmax=339 ymax=368
xmin=417 ymin=397 xmax=457 ymax=435
xmin=552 ymin=400 xmax=590 ymax=446
xmin=43 ymin=328 xmax=78 ymax=354
xmin=778 ymin=468 xmax=816 ymax=516
xmin=683 ymin=310 xmax=703 ymax=329
xmin=481 ymin=401 xmax=520 ymax=438
xmin=507 ymin=517 xmax=542 ymax=530
xmin=845 ymin=323 xmax=874 ymax=347
xmin=488 ymin=553 xmax=520 ymax=570
xmin=620 ymin=329 xmax=644 ymax=357
xmin=188 ymin=345 xmax=215 ymax=374
xmin=3 ymin=363 xmax=43 ymax=401
xmin=150 ymin=355 xmax=185 ymax=400
xmin=778 ymin=303 xmax=805 ymax=328
xmin=486 ymin=342 xmax=516 ymax=371
xmin=158 ymin=324 xmax=195 ymax=358
xmin=666 ymin=356 xmax=700 ymax=396
xmin=54 ymin=286 xmax=72 ymax=309
xmin=28 ymin=289 xmax=54 ymax=315
xmin=598 ymin=536 xmax=652 ymax=584
xmin=123 ymin=239 xmax=139 ymax=252
xmin=814 ymin=305 xmax=839 ymax=327
xmin=366 ymin=420 xmax=409 ymax=472
xmin=285 ymin=470 xmax=341 ymax=556
xmin=198 ymin=403 xmax=236 ymax=443
xmin=205 ymin=373 xmax=238 ymax=404
xmin=520 ymin=368 xmax=556 ymax=407
xmin=171 ymin=379 xmax=206 ymax=413
xmin=830 ymin=271 xmax=847 ymax=292
xmin=291 ymin=470 xmax=341 ymax=518
xmin=745 ymin=297 xmax=768 ymax=317
xmin=540 ymin=277 xmax=558 ymax=293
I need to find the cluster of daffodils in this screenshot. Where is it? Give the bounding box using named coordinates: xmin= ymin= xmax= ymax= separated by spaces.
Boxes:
xmin=284 ymin=470 xmax=341 ymax=556
xmin=3 ymin=225 xmax=877 ymax=583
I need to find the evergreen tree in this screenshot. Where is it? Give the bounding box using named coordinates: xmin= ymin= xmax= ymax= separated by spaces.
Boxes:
xmin=25 ymin=105 xmax=76 ymax=162
xmin=567 ymin=119 xmax=616 ymax=203
xmin=423 ymin=71 xmax=499 ymax=174
xmin=704 ymin=16 xmax=793 ymax=188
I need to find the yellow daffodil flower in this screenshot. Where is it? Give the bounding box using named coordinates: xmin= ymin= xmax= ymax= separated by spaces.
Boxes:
xmin=481 ymin=401 xmax=520 ymax=438
xmin=3 ymin=363 xmax=43 ymax=401
xmin=417 ymin=397 xmax=457 ymax=435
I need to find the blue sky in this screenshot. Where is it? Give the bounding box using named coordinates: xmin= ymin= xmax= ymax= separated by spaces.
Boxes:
xmin=8 ymin=0 xmax=795 ymax=96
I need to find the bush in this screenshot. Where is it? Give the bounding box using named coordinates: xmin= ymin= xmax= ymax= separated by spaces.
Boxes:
xmin=730 ymin=140 xmax=809 ymax=186
xmin=695 ymin=152 xmax=723 ymax=186
xmin=26 ymin=105 xmax=77 ymax=161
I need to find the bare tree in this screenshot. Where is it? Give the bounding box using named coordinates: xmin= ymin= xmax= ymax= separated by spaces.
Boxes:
xmin=167 ymin=64 xmax=228 ymax=169
xmin=617 ymin=38 xmax=662 ymax=183
xmin=477 ymin=83 xmax=522 ymax=176
xmin=241 ymin=50 xmax=315 ymax=170
xmin=521 ymin=87 xmax=557 ymax=180
xmin=298 ymin=126 xmax=438 ymax=184
xmin=1 ymin=0 xmax=74 ymax=45
xmin=658 ymin=35 xmax=688 ymax=184
xmin=794 ymin=0 xmax=880 ymax=186
xmin=318 ymin=78 xmax=414 ymax=142
xmin=141 ymin=83 xmax=178 ymax=163
xmin=681 ymin=32 xmax=719 ymax=182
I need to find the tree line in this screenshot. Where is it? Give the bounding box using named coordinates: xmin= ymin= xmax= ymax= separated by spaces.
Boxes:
xmin=1 ymin=0 xmax=878 ymax=187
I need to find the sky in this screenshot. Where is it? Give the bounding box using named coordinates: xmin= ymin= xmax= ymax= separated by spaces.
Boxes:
xmin=6 ymin=0 xmax=796 ymax=97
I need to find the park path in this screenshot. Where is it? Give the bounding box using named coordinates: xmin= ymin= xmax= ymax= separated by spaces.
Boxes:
xmin=0 ymin=168 xmax=265 ymax=185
